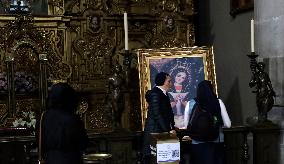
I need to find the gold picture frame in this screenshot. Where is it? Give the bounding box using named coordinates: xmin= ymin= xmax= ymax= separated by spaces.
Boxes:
xmin=136 ymin=46 xmax=218 ymax=129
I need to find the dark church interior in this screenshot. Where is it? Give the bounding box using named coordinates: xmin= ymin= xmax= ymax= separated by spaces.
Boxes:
xmin=0 ymin=0 xmax=283 ymax=163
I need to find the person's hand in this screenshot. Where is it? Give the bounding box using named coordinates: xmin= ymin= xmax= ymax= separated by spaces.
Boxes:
xmin=181 ymin=100 xmax=187 ymax=107
xmin=176 ymin=94 xmax=183 ymax=101
xmin=182 ymin=136 xmax=191 ymax=141
xmin=169 ymin=129 xmax=176 ymax=135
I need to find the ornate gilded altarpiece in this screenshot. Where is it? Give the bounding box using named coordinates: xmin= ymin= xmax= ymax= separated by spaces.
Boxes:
xmin=0 ymin=0 xmax=195 ymax=133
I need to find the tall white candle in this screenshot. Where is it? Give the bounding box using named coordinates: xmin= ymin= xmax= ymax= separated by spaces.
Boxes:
xmin=251 ymin=19 xmax=255 ymax=52
xmin=124 ymin=12 xmax=129 ymax=50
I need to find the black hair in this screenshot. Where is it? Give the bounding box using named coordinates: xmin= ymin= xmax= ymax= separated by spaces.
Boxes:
xmin=47 ymin=83 xmax=78 ymax=112
xmin=155 ymin=72 xmax=169 ymax=86
xmin=195 ymin=80 xmax=223 ymax=124
xmin=171 ymin=67 xmax=189 ymax=85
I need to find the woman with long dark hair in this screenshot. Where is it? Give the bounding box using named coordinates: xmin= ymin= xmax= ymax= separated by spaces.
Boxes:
xmin=41 ymin=83 xmax=89 ymax=164
xmin=184 ymin=80 xmax=231 ymax=164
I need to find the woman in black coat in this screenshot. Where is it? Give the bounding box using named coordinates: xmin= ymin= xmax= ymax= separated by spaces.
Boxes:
xmin=42 ymin=83 xmax=89 ymax=164
xmin=143 ymin=72 xmax=176 ymax=163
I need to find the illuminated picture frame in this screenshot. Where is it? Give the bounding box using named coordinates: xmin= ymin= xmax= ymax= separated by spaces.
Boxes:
xmin=136 ymin=46 xmax=218 ymax=129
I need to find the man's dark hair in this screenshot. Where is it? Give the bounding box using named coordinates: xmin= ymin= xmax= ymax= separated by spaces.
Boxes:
xmin=155 ymin=72 xmax=169 ymax=86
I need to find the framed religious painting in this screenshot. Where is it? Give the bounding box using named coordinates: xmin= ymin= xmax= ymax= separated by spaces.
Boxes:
xmin=230 ymin=0 xmax=254 ymax=17
xmin=136 ymin=46 xmax=218 ymax=129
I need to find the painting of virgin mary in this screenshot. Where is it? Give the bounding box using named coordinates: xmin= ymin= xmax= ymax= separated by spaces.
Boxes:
xmin=149 ymin=57 xmax=205 ymax=128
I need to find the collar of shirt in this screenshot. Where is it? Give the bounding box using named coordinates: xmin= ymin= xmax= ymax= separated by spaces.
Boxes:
xmin=156 ymin=86 xmax=167 ymax=96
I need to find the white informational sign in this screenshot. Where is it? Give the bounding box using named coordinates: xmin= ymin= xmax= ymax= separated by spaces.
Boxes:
xmin=156 ymin=142 xmax=180 ymax=163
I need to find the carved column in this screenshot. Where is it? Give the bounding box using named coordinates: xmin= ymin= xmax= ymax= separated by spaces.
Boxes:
xmin=223 ymin=126 xmax=251 ymax=164
xmin=5 ymin=53 xmax=15 ymax=118
xmin=39 ymin=53 xmax=48 ymax=113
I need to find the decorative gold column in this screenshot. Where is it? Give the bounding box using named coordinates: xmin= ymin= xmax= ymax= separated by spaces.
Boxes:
xmin=39 ymin=53 xmax=48 ymax=113
xmin=5 ymin=52 xmax=15 ymax=118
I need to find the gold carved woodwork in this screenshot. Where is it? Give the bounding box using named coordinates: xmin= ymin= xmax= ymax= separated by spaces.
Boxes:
xmin=0 ymin=15 xmax=71 ymax=81
xmin=49 ymin=0 xmax=65 ymax=15
xmin=0 ymin=15 xmax=71 ymax=127
xmin=0 ymin=0 xmax=195 ymax=132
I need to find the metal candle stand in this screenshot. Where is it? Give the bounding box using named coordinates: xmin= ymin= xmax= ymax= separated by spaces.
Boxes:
xmin=247 ymin=52 xmax=276 ymax=124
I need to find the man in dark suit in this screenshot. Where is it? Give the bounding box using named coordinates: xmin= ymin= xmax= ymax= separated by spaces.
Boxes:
xmin=142 ymin=72 xmax=176 ymax=163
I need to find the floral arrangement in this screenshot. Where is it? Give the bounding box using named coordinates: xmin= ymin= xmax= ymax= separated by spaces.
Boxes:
xmin=12 ymin=111 xmax=36 ymax=129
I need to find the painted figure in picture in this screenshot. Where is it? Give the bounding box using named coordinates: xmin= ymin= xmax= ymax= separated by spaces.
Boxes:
xmin=168 ymin=66 xmax=191 ymax=128
xmin=150 ymin=57 xmax=205 ymax=128
xmin=168 ymin=67 xmax=191 ymax=116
